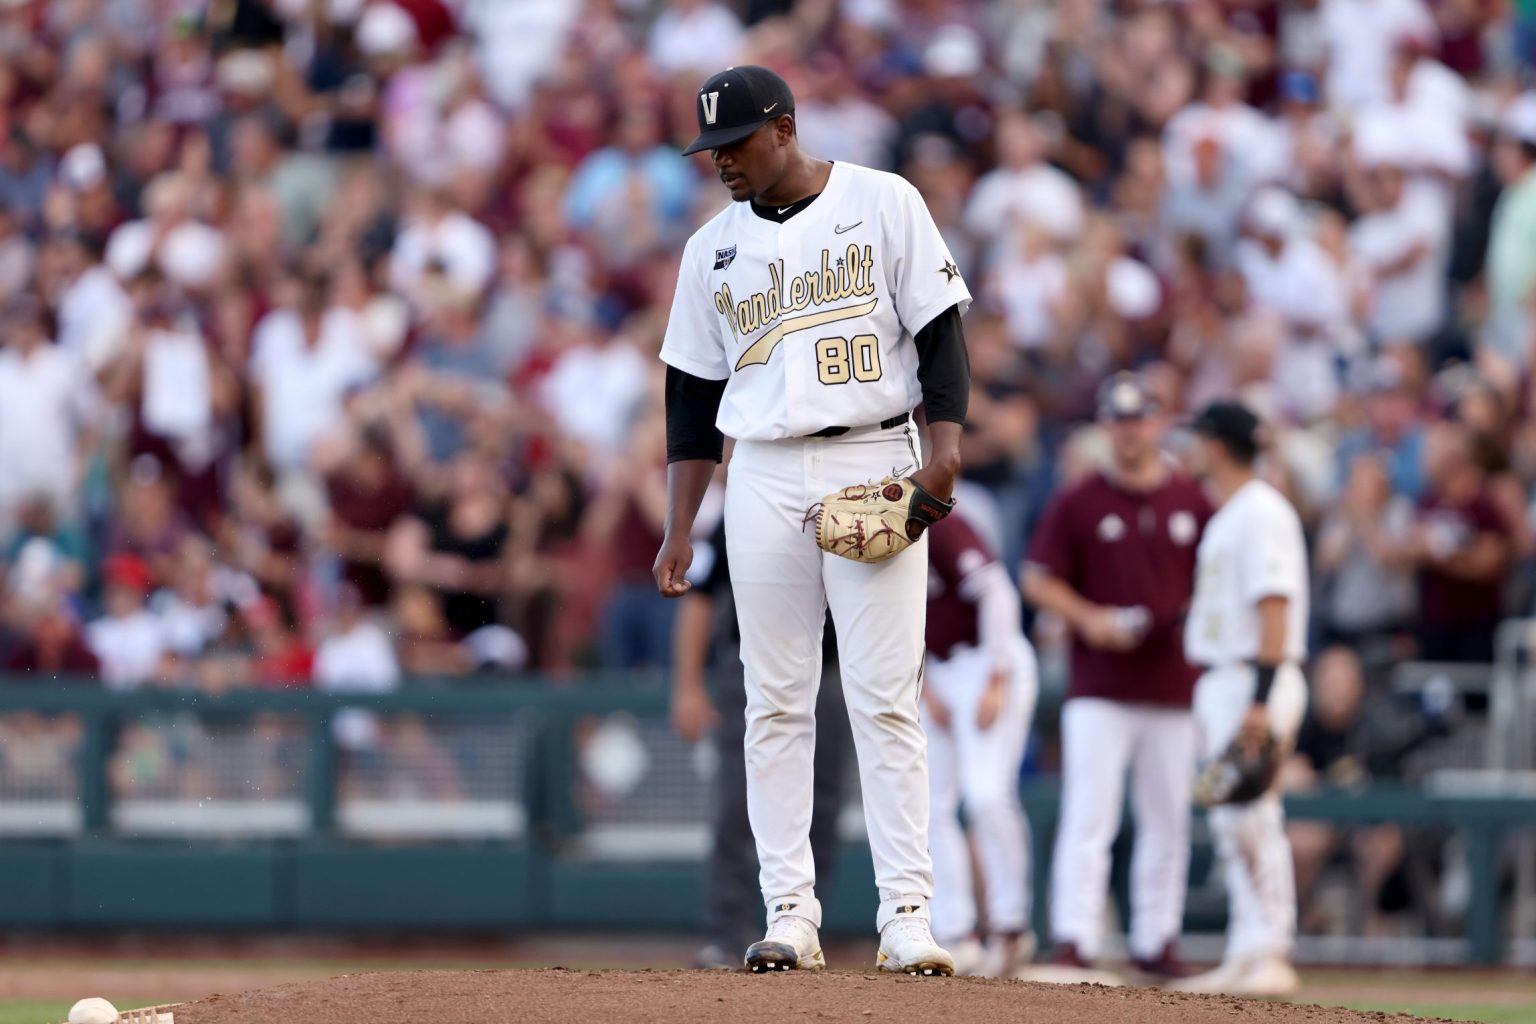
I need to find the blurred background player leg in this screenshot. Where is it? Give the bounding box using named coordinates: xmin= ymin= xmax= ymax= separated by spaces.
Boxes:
xmin=923 ymin=511 xmax=1038 ymax=977
xmin=1126 ymin=706 xmax=1198 ymax=978
xmin=1047 ymin=697 xmax=1136 ymax=974
xmin=923 ymin=665 xmax=979 ymax=972
xmin=955 ymin=639 xmax=1037 ymax=977
xmin=1181 ymin=663 xmax=1308 ymax=995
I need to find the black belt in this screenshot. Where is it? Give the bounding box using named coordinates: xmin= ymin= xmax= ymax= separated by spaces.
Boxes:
xmin=807 ymin=413 xmax=908 ymax=438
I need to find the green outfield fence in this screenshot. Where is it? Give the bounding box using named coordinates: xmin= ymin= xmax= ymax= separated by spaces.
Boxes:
xmin=0 ymin=677 xmax=1533 ymax=963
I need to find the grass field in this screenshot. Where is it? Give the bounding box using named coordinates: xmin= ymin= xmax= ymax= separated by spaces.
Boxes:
xmin=1322 ymin=1004 xmax=1536 ymax=1024
xmin=1 ymin=960 xmax=1531 ymax=1024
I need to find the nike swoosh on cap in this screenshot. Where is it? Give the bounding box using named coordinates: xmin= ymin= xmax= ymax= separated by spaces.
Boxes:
xmin=763 ymin=103 xmax=778 ymax=113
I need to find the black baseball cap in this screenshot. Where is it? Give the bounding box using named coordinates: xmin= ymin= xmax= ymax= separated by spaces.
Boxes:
xmin=1188 ymin=400 xmax=1262 ymax=461
xmin=1096 ymin=372 xmax=1158 ymax=421
xmin=681 ymin=65 xmax=795 ymax=156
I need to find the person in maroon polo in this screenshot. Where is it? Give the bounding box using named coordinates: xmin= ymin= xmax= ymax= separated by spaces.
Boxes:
xmin=1021 ymin=372 xmax=1213 ymax=980
xmin=1388 ymin=420 xmax=1513 ymax=662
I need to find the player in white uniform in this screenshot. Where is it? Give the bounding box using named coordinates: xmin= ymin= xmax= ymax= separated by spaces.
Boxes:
xmin=1179 ymin=401 xmax=1309 ymax=997
xmin=652 ymin=66 xmax=973 ymax=976
xmin=922 ymin=509 xmax=1038 ymax=978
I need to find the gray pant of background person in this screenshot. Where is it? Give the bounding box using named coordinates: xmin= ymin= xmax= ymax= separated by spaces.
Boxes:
xmin=704 ymin=599 xmax=850 ymax=955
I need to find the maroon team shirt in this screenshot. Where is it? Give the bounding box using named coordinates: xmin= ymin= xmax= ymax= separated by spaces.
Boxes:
xmin=926 ymin=514 xmax=996 ymax=659
xmin=1417 ymin=488 xmax=1510 ymax=628
xmin=1027 ymin=470 xmax=1213 ymax=707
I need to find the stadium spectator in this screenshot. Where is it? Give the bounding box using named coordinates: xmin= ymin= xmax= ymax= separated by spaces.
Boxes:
xmin=1348 ymin=126 xmax=1453 ymax=348
xmin=318 ymin=427 xmax=416 ymax=609
xmin=150 ymin=537 xmax=231 ymax=660
xmin=385 ymin=451 xmax=512 ymax=638
xmin=1390 ymin=419 xmax=1513 ymax=661
xmin=3 ymin=496 xmax=86 ymax=612
xmin=584 ymin=404 xmax=674 ymax=669
xmin=4 ymin=606 xmax=98 ymax=677
xmin=646 ymin=0 xmax=745 ymax=76
xmin=1484 ymin=93 xmax=1536 ymax=366
xmin=0 ymin=296 xmax=100 ymax=540
xmin=1282 ymin=646 xmax=1410 ymax=936
xmin=248 ymin=269 xmax=378 ymax=477
xmin=1314 ymin=455 xmax=1417 ymax=651
xmin=1235 ymin=188 xmax=1351 ymax=422
xmin=84 ymin=554 xmax=164 ymax=691
xmin=315 ymin=583 xmax=401 ymax=756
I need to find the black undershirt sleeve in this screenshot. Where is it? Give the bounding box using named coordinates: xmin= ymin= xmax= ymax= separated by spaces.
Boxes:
xmin=913 ymin=303 xmax=970 ymax=425
xmin=664 ymin=364 xmax=727 ymax=464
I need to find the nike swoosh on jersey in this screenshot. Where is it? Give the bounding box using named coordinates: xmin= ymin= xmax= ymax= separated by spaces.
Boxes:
xmin=834 ymin=221 xmax=862 ymax=234
xmin=734 ymin=298 xmax=880 ymax=370
xmin=777 ymin=207 xmax=791 ymax=214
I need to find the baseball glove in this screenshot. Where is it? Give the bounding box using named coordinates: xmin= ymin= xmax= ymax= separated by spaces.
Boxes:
xmin=1193 ymin=732 xmax=1280 ymax=807
xmin=805 ymin=476 xmax=955 ymax=564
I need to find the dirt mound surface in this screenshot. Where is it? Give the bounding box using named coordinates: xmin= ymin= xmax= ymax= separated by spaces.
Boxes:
xmin=173 ymin=968 xmax=1453 ymax=1024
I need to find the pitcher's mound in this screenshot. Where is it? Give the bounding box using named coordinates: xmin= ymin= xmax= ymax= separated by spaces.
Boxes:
xmin=172 ymin=968 xmax=1454 ymax=1024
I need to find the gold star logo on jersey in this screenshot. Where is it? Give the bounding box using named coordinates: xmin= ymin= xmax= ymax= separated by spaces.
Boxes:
xmin=939 ymin=259 xmax=960 ymax=283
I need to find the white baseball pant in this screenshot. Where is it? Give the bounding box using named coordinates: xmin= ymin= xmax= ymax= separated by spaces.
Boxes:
xmin=924 ymin=637 xmax=1037 ymax=942
xmin=725 ymin=420 xmax=933 ymax=931
xmin=1050 ymin=698 xmax=1196 ymax=960
xmin=1193 ymin=663 xmax=1308 ymax=963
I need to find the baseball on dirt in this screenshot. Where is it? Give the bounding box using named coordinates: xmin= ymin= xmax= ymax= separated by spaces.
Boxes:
xmin=68 ymin=997 xmax=119 ymax=1024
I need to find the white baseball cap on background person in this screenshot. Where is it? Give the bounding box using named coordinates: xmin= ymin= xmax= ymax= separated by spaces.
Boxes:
xmin=1245 ymin=187 xmax=1299 ymax=239
xmin=59 ymin=143 xmax=106 ymax=191
xmin=357 ymin=2 xmax=418 ymax=57
xmin=1502 ymin=92 xmax=1536 ymax=146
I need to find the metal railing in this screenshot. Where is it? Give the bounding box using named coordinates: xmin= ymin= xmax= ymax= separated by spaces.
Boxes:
xmin=0 ymin=675 xmax=1534 ymax=962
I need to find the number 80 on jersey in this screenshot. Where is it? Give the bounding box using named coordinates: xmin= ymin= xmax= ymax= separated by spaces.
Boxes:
xmin=816 ymin=333 xmax=883 ymax=385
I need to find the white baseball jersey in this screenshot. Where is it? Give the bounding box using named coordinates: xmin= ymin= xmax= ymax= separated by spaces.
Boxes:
xmin=660 ymin=161 xmax=972 ymax=440
xmin=1184 ymin=479 xmax=1308 ymax=666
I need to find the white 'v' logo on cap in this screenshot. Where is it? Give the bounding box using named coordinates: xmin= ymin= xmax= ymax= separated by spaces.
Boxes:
xmin=701 ymin=91 xmax=720 ymax=125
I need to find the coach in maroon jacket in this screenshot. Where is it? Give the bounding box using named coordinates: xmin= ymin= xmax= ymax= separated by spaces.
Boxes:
xmin=1021 ymin=373 xmax=1212 ymax=979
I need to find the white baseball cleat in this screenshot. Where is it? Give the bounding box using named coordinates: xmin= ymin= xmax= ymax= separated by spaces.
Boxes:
xmin=1172 ymin=956 xmax=1299 ymax=997
xmin=981 ymin=930 xmax=1037 ymax=979
xmin=1171 ymin=959 xmax=1250 ymax=995
xmin=943 ymin=936 xmax=989 ymax=977
xmin=877 ymin=907 xmax=955 ymax=977
xmin=744 ymin=914 xmax=825 ymax=973
xmin=1231 ymin=956 xmax=1300 ymax=997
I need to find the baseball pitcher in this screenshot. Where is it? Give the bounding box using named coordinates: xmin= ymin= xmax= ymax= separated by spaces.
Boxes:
xmin=653 ymin=66 xmax=972 ymax=976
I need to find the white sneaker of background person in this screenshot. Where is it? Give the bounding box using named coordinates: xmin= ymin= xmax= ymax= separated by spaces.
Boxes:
xmin=1233 ymin=955 xmax=1300 ymax=996
xmin=943 ymin=935 xmax=988 ymax=977
xmin=981 ymin=929 xmax=1037 ymax=979
xmin=1174 ymin=958 xmax=1247 ymax=995
xmin=1176 ymin=954 xmax=1298 ymax=997
xmin=877 ymin=903 xmax=956 ymax=977
xmin=744 ymin=904 xmax=825 ymax=973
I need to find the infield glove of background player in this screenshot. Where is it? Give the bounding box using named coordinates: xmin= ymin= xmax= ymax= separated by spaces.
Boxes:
xmin=1193 ymin=732 xmax=1281 ymax=807
xmin=806 ymin=476 xmax=955 ymax=564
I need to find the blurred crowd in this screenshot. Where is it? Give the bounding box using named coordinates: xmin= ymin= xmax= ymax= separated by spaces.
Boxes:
xmin=0 ymin=0 xmax=1533 ymax=709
